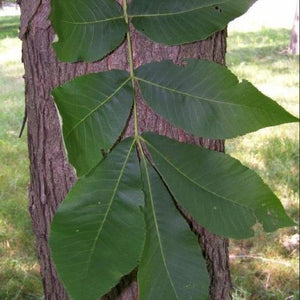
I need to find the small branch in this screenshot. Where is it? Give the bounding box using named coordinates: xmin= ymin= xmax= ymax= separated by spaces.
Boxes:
xmin=264 ymin=272 xmax=271 ymax=290
xmin=18 ymin=108 xmax=27 ymax=138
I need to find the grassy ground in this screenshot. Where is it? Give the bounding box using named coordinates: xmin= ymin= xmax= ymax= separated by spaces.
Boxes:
xmin=0 ymin=15 xmax=44 ymax=299
xmin=227 ymin=25 xmax=299 ymax=300
xmin=0 ymin=4 xmax=299 ymax=300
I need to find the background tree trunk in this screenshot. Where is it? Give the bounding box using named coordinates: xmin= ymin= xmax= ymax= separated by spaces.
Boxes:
xmin=289 ymin=0 xmax=299 ymax=54
xmin=19 ymin=0 xmax=232 ymax=299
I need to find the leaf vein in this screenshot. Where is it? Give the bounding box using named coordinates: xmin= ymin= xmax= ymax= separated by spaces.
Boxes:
xmin=135 ymin=76 xmax=244 ymax=107
xmin=144 ymin=139 xmax=253 ymax=211
xmin=84 ymin=139 xmax=136 ymax=276
xmin=142 ymin=157 xmax=179 ymax=299
xmin=65 ymin=77 xmax=131 ymax=140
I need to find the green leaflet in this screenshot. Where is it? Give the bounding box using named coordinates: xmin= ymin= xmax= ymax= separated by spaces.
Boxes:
xmin=129 ymin=0 xmax=257 ymax=45
xmin=50 ymin=0 xmax=257 ymax=62
xmin=50 ymin=0 xmax=127 ymax=62
xmin=142 ymin=133 xmax=295 ymax=239
xmin=52 ymin=70 xmax=132 ymax=177
xmin=139 ymin=155 xmax=209 ymax=300
xmin=49 ymin=138 xmax=145 ymax=300
xmin=136 ymin=60 xmax=298 ymax=139
xmin=128 ymin=0 xmax=228 ymax=14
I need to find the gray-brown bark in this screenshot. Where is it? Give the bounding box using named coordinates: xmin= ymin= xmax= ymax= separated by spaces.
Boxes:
xmin=19 ymin=0 xmax=232 ymax=299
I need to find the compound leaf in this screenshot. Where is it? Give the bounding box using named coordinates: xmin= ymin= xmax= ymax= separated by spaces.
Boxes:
xmin=136 ymin=60 xmax=298 ymax=139
xmin=139 ymin=155 xmax=209 ymax=300
xmin=50 ymin=0 xmax=127 ymax=62
xmin=142 ymin=133 xmax=295 ymax=239
xmin=50 ymin=138 xmax=145 ymax=300
xmin=52 ymin=70 xmax=132 ymax=177
xmin=129 ymin=0 xmax=256 ymax=45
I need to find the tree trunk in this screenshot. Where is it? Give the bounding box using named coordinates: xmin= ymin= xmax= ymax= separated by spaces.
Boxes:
xmin=289 ymin=0 xmax=299 ymax=55
xmin=19 ymin=0 xmax=232 ymax=299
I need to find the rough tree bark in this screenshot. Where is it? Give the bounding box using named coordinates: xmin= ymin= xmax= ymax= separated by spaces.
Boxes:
xmin=19 ymin=0 xmax=232 ymax=299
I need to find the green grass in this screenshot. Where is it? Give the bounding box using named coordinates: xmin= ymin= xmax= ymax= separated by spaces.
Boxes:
xmin=0 ymin=11 xmax=299 ymax=300
xmin=0 ymin=16 xmax=19 ymax=40
xmin=227 ymin=27 xmax=299 ymax=300
xmin=0 ymin=15 xmax=43 ymax=299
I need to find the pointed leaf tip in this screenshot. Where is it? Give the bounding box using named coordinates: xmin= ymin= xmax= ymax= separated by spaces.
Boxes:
xmin=136 ymin=60 xmax=298 ymax=139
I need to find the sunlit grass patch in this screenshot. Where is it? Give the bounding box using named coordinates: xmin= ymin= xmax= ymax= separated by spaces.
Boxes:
xmin=0 ymin=257 xmax=42 ymax=300
xmin=230 ymin=225 xmax=299 ymax=299
xmin=0 ymin=140 xmax=44 ymax=298
xmin=0 ymin=39 xmax=22 ymax=64
xmin=0 ymin=127 xmax=44 ymax=298
xmin=227 ymin=125 xmax=299 ymax=203
xmin=0 ymin=16 xmax=19 ymax=40
xmin=231 ymin=256 xmax=299 ymax=299
xmin=0 ymin=14 xmax=44 ymax=299
xmin=227 ymin=26 xmax=299 ymax=300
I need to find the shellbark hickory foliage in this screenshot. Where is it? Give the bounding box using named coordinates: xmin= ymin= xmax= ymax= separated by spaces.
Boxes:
xmin=49 ymin=0 xmax=299 ymax=299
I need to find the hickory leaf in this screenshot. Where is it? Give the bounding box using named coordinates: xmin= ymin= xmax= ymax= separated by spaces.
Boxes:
xmin=139 ymin=155 xmax=209 ymax=300
xmin=49 ymin=1 xmax=299 ymax=299
xmin=136 ymin=60 xmax=298 ymax=139
xmin=52 ymin=70 xmax=132 ymax=177
xmin=50 ymin=0 xmax=127 ymax=62
xmin=129 ymin=0 xmax=257 ymax=45
xmin=142 ymin=133 xmax=295 ymax=239
xmin=49 ymin=138 xmax=145 ymax=300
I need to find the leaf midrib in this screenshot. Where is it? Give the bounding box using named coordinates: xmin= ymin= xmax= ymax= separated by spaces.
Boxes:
xmin=61 ymin=15 xmax=125 ymax=25
xmin=142 ymin=157 xmax=179 ymax=299
xmin=144 ymin=138 xmax=253 ymax=211
xmin=135 ymin=76 xmax=250 ymax=109
xmin=84 ymin=140 xmax=135 ymax=277
xmin=65 ymin=77 xmax=131 ymax=140
xmin=59 ymin=0 xmax=230 ymax=25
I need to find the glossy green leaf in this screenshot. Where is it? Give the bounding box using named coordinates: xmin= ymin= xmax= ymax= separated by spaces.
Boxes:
xmin=136 ymin=60 xmax=298 ymax=139
xmin=52 ymin=70 xmax=132 ymax=176
xmin=139 ymin=155 xmax=209 ymax=299
xmin=50 ymin=0 xmax=127 ymax=62
xmin=142 ymin=133 xmax=295 ymax=239
xmin=129 ymin=0 xmax=256 ymax=45
xmin=50 ymin=138 xmax=145 ymax=300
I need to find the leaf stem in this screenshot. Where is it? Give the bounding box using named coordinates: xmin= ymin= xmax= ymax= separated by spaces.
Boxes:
xmin=123 ymin=0 xmax=139 ymax=138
